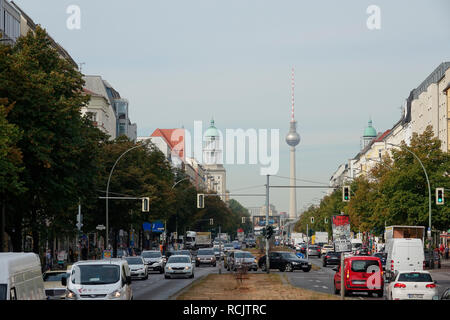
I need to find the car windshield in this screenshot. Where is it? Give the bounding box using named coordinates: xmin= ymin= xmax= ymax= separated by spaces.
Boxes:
xmin=0 ymin=284 xmax=7 ymax=300
xmin=280 ymin=252 xmax=298 ymax=259
xmin=351 ymin=260 xmax=380 ymax=273
xmin=198 ymin=250 xmax=214 ymax=255
xmin=43 ymin=272 xmax=68 ymax=282
xmin=168 ymin=256 xmax=191 ymax=264
xmin=374 ymin=253 xmax=387 ymax=258
xmin=224 ymin=244 xmax=233 ymax=248
xmin=328 ymin=252 xmax=341 ymax=257
xmin=398 ymin=273 xmax=433 ymax=282
xmin=125 ymin=257 xmax=143 ymax=265
xmin=142 ymin=252 xmax=161 ymax=258
xmin=174 ymin=251 xmax=190 ymax=256
xmin=71 ymin=265 xmax=120 ymax=285
xmin=234 ymin=252 xmax=254 ymax=259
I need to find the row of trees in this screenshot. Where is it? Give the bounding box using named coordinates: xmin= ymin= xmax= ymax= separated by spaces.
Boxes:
xmin=295 ymin=126 xmax=450 ymax=240
xmin=0 ymin=27 xmax=250 ymax=257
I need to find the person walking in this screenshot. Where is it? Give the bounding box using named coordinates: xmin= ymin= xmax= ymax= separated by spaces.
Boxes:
xmin=445 ymin=246 xmax=449 ymax=260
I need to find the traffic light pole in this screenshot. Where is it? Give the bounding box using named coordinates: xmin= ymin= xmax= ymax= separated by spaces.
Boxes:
xmin=265 ymin=175 xmax=270 ymax=274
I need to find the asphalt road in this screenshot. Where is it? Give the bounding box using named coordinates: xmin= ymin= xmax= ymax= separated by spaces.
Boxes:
xmin=131 ymin=265 xmax=218 ymax=300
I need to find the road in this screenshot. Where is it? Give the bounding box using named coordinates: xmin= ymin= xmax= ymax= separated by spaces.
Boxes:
xmin=132 ymin=265 xmax=218 ymax=300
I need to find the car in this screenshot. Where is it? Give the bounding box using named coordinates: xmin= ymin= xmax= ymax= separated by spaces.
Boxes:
xmin=321 ymin=244 xmax=334 ymax=255
xmin=213 ymin=248 xmax=225 ymax=260
xmin=441 ymin=288 xmax=450 ymax=300
xmin=223 ymin=243 xmax=234 ymax=253
xmin=196 ymin=248 xmax=216 ymax=267
xmin=232 ymin=241 xmax=241 ymax=250
xmin=424 ymin=250 xmax=441 ymax=269
xmin=245 ymin=239 xmax=256 ymax=248
xmin=372 ymin=252 xmax=387 ymax=270
xmin=297 ymin=243 xmax=307 ymax=254
xmin=322 ymin=251 xmax=341 ymax=267
xmin=124 ymin=256 xmax=148 ymax=280
xmin=386 ymin=270 xmax=439 ymax=300
xmin=62 ymin=259 xmax=133 ymax=300
xmin=333 ymin=255 xmax=384 ymax=297
xmin=164 ymin=255 xmax=194 ymax=279
xmin=166 ymin=250 xmax=195 ymax=263
xmin=43 ymin=269 xmax=70 ymax=300
xmin=228 ymin=251 xmax=258 ymax=271
xmin=355 ymin=246 xmax=370 ymax=256
xmin=141 ymin=250 xmax=165 ymax=273
xmin=258 ymin=251 xmax=312 ymax=272
xmin=385 ymin=238 xmax=424 ymax=279
xmin=307 ymin=245 xmax=321 ymax=258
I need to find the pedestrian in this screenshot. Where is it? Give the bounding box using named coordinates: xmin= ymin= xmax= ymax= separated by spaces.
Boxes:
xmin=445 ymin=246 xmax=449 ymax=260
xmin=68 ymin=248 xmax=74 ymax=263
xmin=439 ymin=244 xmax=445 ymax=258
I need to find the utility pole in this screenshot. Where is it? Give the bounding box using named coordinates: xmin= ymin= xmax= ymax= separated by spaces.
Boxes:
xmin=306 ymin=224 xmax=309 ymax=260
xmin=265 ymin=174 xmax=270 ymax=274
xmin=218 ymin=225 xmax=222 ymax=274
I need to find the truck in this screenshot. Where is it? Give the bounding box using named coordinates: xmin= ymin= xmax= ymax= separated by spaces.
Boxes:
xmin=314 ymin=232 xmax=328 ymax=245
xmin=290 ymin=232 xmax=305 ymax=248
xmin=384 ymin=225 xmax=425 ymax=244
xmin=184 ymin=231 xmax=196 ymax=250
xmin=195 ymin=232 xmax=212 ymax=248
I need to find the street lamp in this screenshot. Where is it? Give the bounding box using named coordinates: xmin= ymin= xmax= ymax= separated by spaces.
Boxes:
xmin=385 ymin=142 xmax=432 ymax=243
xmin=171 ymin=177 xmax=190 ymax=249
xmin=105 ymin=140 xmax=150 ymax=252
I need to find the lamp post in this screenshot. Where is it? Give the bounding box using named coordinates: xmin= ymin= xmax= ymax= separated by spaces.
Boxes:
xmin=385 ymin=143 xmax=432 ymax=244
xmin=171 ymin=177 xmax=190 ymax=250
xmin=105 ymin=141 xmax=149 ymax=252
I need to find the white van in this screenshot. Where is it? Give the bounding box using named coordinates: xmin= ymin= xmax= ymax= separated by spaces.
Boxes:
xmin=63 ymin=259 xmax=133 ymax=300
xmin=386 ymin=238 xmax=424 ymax=278
xmin=0 ymin=252 xmax=46 ymax=300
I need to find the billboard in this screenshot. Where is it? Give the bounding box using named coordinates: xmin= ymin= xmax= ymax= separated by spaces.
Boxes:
xmin=252 ymin=216 xmax=280 ymax=230
xmin=332 ymin=215 xmax=352 ymax=252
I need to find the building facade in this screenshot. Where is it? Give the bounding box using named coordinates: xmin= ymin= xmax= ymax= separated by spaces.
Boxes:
xmin=0 ymin=0 xmax=20 ymax=45
xmin=81 ymin=88 xmax=117 ymax=139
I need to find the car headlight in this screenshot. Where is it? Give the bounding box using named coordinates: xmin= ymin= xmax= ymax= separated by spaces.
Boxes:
xmin=65 ymin=289 xmax=77 ymax=300
xmin=292 ymin=261 xmax=298 ymax=265
xmin=167 ymin=266 xmax=172 ymax=270
xmin=254 ymin=259 xmax=258 ymax=263
xmin=109 ymin=290 xmax=121 ymax=299
xmin=185 ymin=266 xmax=191 ymax=270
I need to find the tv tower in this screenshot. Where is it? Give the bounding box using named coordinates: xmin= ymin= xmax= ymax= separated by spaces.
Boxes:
xmin=285 ymin=67 xmax=301 ymax=219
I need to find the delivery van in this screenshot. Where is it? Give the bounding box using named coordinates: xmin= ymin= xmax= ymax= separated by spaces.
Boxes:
xmin=62 ymin=259 xmax=133 ymax=300
xmin=0 ymin=252 xmax=46 ymax=300
xmin=386 ymin=238 xmax=424 ymax=279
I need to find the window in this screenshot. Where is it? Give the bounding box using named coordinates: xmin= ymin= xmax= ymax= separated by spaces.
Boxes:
xmin=398 ymin=273 xmax=433 ymax=282
xmin=71 ymin=265 xmax=120 ymax=285
xmin=351 ymin=260 xmax=380 ymax=272
xmin=0 ymin=284 xmax=6 ymax=300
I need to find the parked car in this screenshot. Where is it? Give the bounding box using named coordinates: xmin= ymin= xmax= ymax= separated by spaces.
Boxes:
xmin=307 ymin=245 xmax=321 ymax=258
xmin=62 ymin=259 xmax=133 ymax=300
xmin=386 ymin=270 xmax=438 ymax=300
xmin=0 ymin=253 xmax=46 ymax=300
xmin=372 ymin=252 xmax=387 ymax=270
xmin=333 ymin=255 xmax=384 ymax=297
xmin=43 ymin=269 xmax=70 ymax=300
xmin=322 ymin=251 xmax=341 ymax=267
xmin=141 ymin=250 xmax=165 ymax=273
xmin=228 ymin=251 xmax=258 ymax=271
xmin=258 ymin=251 xmax=312 ymax=272
xmin=321 ymin=244 xmax=334 ymax=255
xmin=164 ymin=255 xmax=194 ymax=279
xmin=441 ymin=288 xmax=450 ymax=300
xmin=196 ymin=248 xmax=216 ymax=267
xmin=124 ymin=256 xmax=148 ymax=280
xmin=424 ymin=250 xmax=441 ymax=269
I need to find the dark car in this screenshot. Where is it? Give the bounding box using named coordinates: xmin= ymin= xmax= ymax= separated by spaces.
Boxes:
xmin=424 ymin=250 xmax=441 ymax=269
xmin=372 ymin=252 xmax=387 ymax=270
xmin=323 ymin=251 xmax=342 ymax=267
xmin=441 ymin=288 xmax=450 ymax=300
xmin=355 ymin=246 xmax=370 ymax=256
xmin=297 ymin=243 xmax=307 ymax=254
xmin=195 ymin=248 xmax=216 ymax=267
xmin=258 ymin=251 xmax=312 ymax=272
xmin=246 ymin=239 xmax=256 ymax=248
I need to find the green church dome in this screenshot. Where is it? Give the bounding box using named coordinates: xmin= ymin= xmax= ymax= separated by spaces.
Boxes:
xmin=205 ymin=119 xmax=219 ymax=137
xmin=363 ymin=119 xmax=377 ymax=137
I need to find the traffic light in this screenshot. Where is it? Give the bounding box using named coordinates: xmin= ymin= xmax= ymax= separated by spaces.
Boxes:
xmin=197 ymin=194 xmax=205 ymax=208
xmin=310 ymin=217 xmax=314 ymax=224
xmin=266 ymin=225 xmax=274 ymax=239
xmin=324 ymin=218 xmax=328 ymax=224
xmin=142 ymin=197 xmax=150 ymax=212
xmin=436 ymin=188 xmax=444 ymax=205
xmin=242 ymin=217 xmax=246 ymax=223
xmin=343 ymin=186 xmax=350 ymax=202
xmin=209 ymin=218 xmax=214 ymax=225
xmin=262 ymin=227 xmax=267 ymax=238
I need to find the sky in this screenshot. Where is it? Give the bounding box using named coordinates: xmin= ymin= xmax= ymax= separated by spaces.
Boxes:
xmin=13 ymin=0 xmax=450 ymax=214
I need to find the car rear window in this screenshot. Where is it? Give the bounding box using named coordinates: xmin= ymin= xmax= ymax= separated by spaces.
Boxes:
xmin=198 ymin=250 xmax=214 ymax=255
xmin=351 ymin=260 xmax=380 ymax=272
xmin=398 ymin=273 xmax=433 ymax=282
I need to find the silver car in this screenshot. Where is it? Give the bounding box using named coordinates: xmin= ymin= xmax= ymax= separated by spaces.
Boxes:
xmin=164 ymin=255 xmax=194 ymax=279
xmin=307 ymin=245 xmax=321 ymax=257
xmin=229 ymin=251 xmax=258 ymax=271
xmin=124 ymin=256 xmax=148 ymax=280
xmin=142 ymin=250 xmax=165 ymax=273
xmin=195 ymin=248 xmax=217 ymax=267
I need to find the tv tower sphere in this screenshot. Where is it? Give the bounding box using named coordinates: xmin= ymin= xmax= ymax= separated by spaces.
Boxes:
xmin=286 ymin=121 xmax=300 ymax=147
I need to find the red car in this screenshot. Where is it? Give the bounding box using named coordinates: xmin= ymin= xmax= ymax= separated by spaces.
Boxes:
xmin=333 ymin=255 xmax=384 ymax=297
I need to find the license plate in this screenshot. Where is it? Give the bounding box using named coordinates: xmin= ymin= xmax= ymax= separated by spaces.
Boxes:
xmin=352 ymin=280 xmax=366 ymax=284
xmin=408 ymin=294 xmax=423 ymax=299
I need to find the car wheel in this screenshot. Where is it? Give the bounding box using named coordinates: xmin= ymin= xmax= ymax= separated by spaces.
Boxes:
xmin=334 ymin=283 xmax=339 ymax=295
xmin=285 ymin=263 xmax=293 ymax=272
xmin=261 ymin=263 xmax=267 ymax=272
xmin=303 ymin=267 xmax=311 ymax=272
xmin=323 ymin=262 xmax=327 ymax=267
xmin=213 ymin=263 xmax=216 ymax=267
xmin=164 ymin=274 xmax=170 ymax=279
xmin=159 ymin=269 xmax=164 ymax=274
xmin=376 ymin=289 xmax=384 ymax=298
xmin=190 ymin=273 xmax=194 ymax=278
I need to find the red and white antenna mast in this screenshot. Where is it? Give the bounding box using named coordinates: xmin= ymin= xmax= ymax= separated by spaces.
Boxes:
xmin=291 ymin=67 xmax=295 ymax=121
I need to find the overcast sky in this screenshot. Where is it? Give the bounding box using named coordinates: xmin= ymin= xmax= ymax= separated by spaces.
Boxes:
xmin=14 ymin=0 xmax=450 ymax=214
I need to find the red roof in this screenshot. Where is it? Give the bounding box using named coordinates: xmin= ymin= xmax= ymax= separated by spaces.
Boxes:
xmin=374 ymin=130 xmax=391 ymax=142
xmin=151 ymin=128 xmax=185 ymax=159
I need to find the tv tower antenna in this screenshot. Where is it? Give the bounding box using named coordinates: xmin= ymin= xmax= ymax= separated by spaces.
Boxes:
xmin=291 ymin=67 xmax=295 ymax=121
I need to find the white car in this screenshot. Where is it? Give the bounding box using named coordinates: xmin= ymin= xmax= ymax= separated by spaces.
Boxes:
xmin=63 ymin=259 xmax=133 ymax=300
xmin=124 ymin=256 xmax=148 ymax=280
xmin=164 ymin=255 xmax=194 ymax=279
xmin=386 ymin=270 xmax=439 ymax=300
xmin=321 ymin=244 xmax=334 ymax=255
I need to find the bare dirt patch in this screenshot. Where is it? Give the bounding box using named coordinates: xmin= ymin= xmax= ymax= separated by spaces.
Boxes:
xmin=176 ymin=273 xmax=339 ymax=300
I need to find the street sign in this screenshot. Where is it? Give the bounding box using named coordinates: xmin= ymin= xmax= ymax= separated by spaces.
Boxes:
xmin=96 ymin=224 xmax=106 ymax=231
xmin=334 ymin=240 xmax=352 ymax=252
xmin=103 ymin=250 xmax=112 ymax=259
